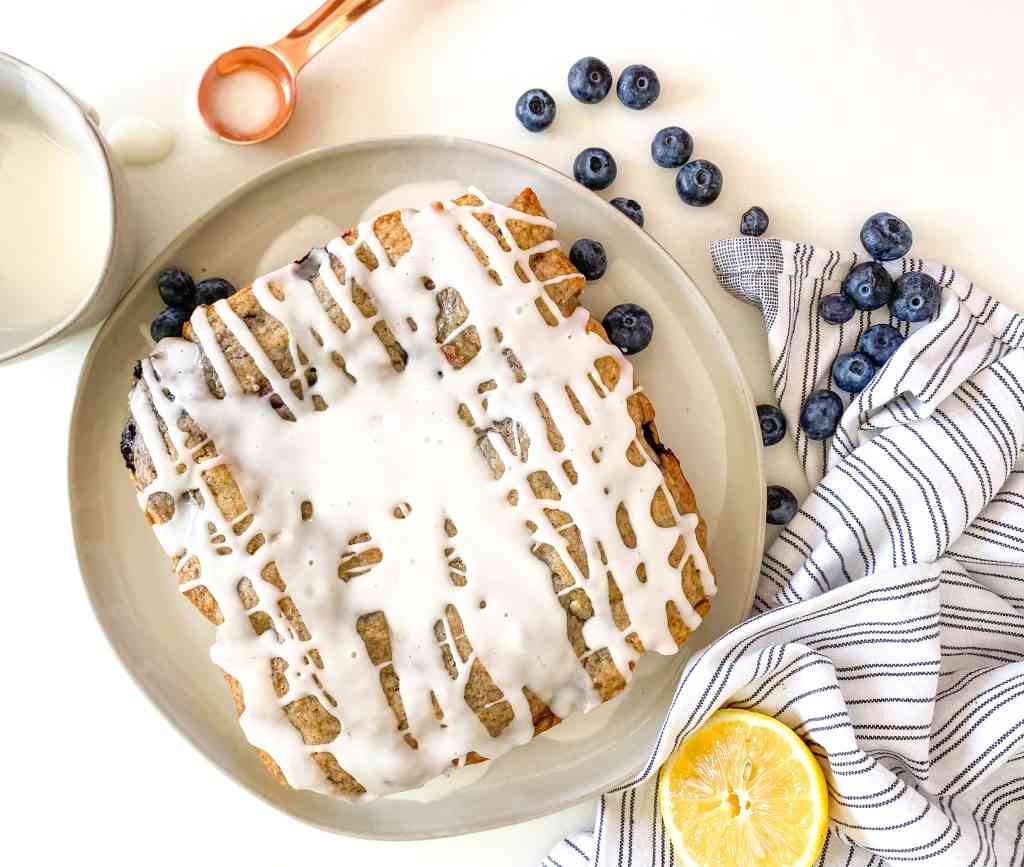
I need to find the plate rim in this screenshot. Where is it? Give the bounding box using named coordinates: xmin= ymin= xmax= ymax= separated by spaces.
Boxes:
xmin=68 ymin=134 xmax=765 ymax=839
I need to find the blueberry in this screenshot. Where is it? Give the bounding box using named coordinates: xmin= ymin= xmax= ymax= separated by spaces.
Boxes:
xmin=858 ymin=324 xmax=904 ymax=366
xmin=610 ymin=197 xmax=644 ymax=227
xmin=861 ymin=212 xmax=912 ymax=261
xmin=841 ymin=262 xmax=893 ymax=311
xmin=651 ymin=126 xmax=693 ymax=168
xmin=819 ymin=293 xmax=855 ymax=324
xmin=120 ymin=418 xmax=137 ymax=473
xmin=758 ymin=404 xmax=787 ymax=447
xmin=602 ymin=303 xmax=653 ymax=355
xmin=891 ymin=272 xmax=940 ymax=322
xmin=569 ymin=239 xmax=608 ymax=281
xmin=150 ymin=306 xmax=191 ymax=341
xmin=799 ymin=389 xmax=843 ymax=440
xmin=573 ymin=147 xmax=617 ymax=191
xmin=766 ymin=485 xmax=798 ymax=525
xmin=515 ymin=88 xmax=556 ymax=132
xmin=195 ymin=277 xmax=236 ymax=306
xmin=832 ymin=351 xmax=877 ymax=394
xmin=568 ymin=56 xmax=613 ymax=104
xmin=740 ymin=206 xmax=769 ymax=237
xmin=675 ymin=159 xmax=723 ymax=207
xmin=617 ymin=64 xmax=660 ymax=110
xmin=157 ymin=268 xmax=196 ymax=308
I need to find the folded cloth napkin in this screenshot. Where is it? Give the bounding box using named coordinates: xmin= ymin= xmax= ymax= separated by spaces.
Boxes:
xmin=544 ymin=238 xmax=1024 ymax=867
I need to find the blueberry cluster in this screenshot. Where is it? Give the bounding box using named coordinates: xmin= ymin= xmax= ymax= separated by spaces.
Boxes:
xmin=760 ymin=212 xmax=937 ymax=527
xmin=833 ymin=258 xmax=939 ymax=324
xmin=793 ymin=211 xmax=938 ymax=448
xmin=513 ymin=56 xmax=735 ymax=360
xmin=150 ymin=268 xmax=236 ymax=341
xmin=516 ymin=57 xmax=687 ymax=359
xmin=516 ymin=56 xmax=726 ymax=220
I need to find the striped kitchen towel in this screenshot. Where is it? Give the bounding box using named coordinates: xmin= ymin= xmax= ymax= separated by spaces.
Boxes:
xmin=544 ymin=238 xmax=1024 ymax=866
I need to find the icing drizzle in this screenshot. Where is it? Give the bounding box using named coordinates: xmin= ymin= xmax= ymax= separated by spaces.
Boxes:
xmin=129 ymin=189 xmax=714 ymax=798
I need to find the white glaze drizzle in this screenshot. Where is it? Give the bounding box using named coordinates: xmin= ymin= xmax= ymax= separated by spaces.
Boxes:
xmin=359 ymin=180 xmax=466 ymax=225
xmin=130 ymin=188 xmax=714 ymax=798
xmin=256 ymin=215 xmax=343 ymax=279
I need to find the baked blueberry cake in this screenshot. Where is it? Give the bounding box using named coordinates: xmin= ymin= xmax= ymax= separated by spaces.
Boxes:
xmin=119 ymin=187 xmax=715 ymax=799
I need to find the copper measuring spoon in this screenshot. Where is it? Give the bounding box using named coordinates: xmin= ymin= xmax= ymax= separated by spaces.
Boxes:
xmin=198 ymin=0 xmax=385 ymax=144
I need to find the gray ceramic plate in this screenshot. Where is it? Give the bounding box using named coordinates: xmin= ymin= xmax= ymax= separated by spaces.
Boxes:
xmin=69 ymin=136 xmax=763 ymax=839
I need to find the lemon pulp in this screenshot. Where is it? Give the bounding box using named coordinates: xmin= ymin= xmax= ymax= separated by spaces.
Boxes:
xmin=658 ymin=708 xmax=829 ymax=867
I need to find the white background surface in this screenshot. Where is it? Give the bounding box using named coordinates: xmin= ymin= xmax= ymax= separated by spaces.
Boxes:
xmin=4 ymin=1 xmax=1023 ymax=863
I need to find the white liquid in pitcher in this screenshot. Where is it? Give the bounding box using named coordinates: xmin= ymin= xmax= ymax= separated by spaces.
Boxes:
xmin=0 ymin=104 xmax=109 ymax=331
xmin=208 ymin=69 xmax=281 ymax=137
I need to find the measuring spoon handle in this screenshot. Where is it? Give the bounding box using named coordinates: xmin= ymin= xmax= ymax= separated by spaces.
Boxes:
xmin=272 ymin=0 xmax=386 ymax=75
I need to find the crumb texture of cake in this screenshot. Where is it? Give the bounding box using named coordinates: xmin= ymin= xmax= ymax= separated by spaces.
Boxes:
xmin=122 ymin=187 xmax=715 ymax=799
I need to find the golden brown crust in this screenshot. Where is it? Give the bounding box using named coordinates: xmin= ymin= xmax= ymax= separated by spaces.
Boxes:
xmin=122 ymin=187 xmax=714 ymax=795
xmin=222 ymin=671 xmax=290 ymax=787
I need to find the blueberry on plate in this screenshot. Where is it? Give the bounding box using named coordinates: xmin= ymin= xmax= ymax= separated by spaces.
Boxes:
xmin=858 ymin=323 xmax=904 ymax=365
xmin=157 ymin=268 xmax=196 ymax=309
xmin=832 ymin=351 xmax=877 ymax=394
xmin=861 ymin=212 xmax=912 ymax=261
xmin=766 ymin=485 xmax=798 ymax=525
xmin=602 ymin=303 xmax=653 ymax=355
xmin=515 ymin=88 xmax=556 ymax=132
xmin=891 ymin=272 xmax=940 ymax=322
xmin=150 ymin=306 xmax=191 ymax=341
xmin=568 ymin=56 xmax=613 ymax=104
xmin=617 ymin=64 xmax=660 ymax=109
xmin=569 ymin=239 xmax=608 ymax=281
xmin=740 ymin=206 xmax=769 ymax=237
xmin=758 ymin=404 xmax=787 ymax=447
xmin=675 ymin=159 xmax=723 ymax=207
xmin=610 ymin=197 xmax=644 ymax=227
xmin=799 ymin=389 xmax=843 ymax=440
xmin=195 ymin=277 xmax=236 ymax=306
xmin=819 ymin=293 xmax=855 ymax=324
xmin=841 ymin=261 xmax=892 ymax=311
xmin=651 ymin=126 xmax=693 ymax=168
xmin=573 ymin=147 xmax=617 ymax=190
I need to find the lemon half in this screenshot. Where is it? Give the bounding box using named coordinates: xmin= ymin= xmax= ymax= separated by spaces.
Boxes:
xmin=658 ymin=708 xmax=829 ymax=867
